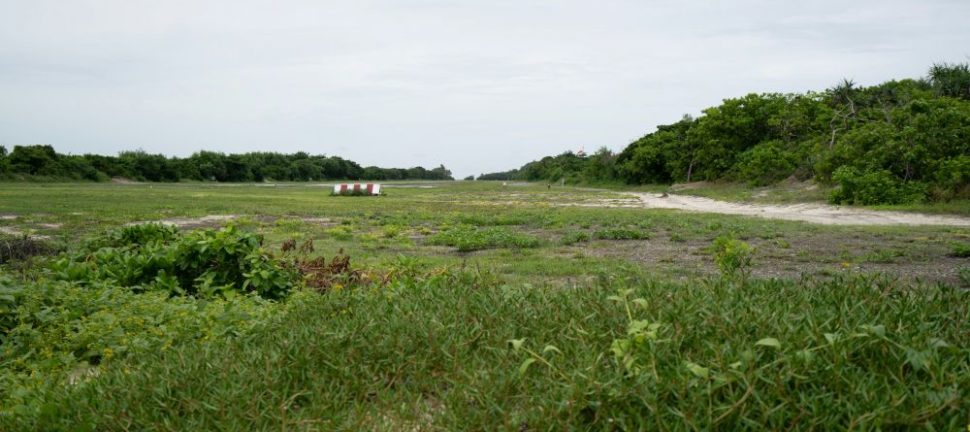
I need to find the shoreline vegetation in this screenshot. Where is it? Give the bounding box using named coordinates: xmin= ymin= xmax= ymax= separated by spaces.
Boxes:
xmin=479 ymin=63 xmax=970 ymax=206
xmin=0 ymin=147 xmax=454 ymax=182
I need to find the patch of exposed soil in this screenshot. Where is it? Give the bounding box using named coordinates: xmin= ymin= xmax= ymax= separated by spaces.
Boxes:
xmin=586 ymin=231 xmax=967 ymax=286
xmin=0 ymin=226 xmax=51 ymax=240
xmin=300 ymin=217 xmax=335 ymax=226
xmin=601 ymin=193 xmax=970 ymax=227
xmin=130 ymin=214 xmax=238 ymax=229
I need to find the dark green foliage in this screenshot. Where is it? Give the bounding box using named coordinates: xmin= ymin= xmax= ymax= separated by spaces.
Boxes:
xmin=928 ymin=62 xmax=970 ymax=100
xmin=477 ymin=170 xmax=519 ymax=181
xmin=829 ymin=167 xmax=926 ymax=205
xmin=0 ymin=147 xmax=454 ymax=183
xmin=480 ymin=63 xmax=970 ymax=204
xmin=735 ymin=140 xmax=798 ymax=185
xmin=50 ymin=225 xmax=296 ymax=300
xmin=111 ymin=223 xmax=180 ymax=247
xmin=932 ymin=155 xmax=970 ymax=201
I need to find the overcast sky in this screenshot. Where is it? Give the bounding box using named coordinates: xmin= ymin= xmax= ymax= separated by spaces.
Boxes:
xmin=1 ymin=0 xmax=968 ymax=178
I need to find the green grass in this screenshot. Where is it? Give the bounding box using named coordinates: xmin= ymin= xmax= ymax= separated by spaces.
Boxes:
xmin=426 ymin=225 xmax=541 ymax=252
xmin=10 ymin=272 xmax=969 ymax=431
xmin=1 ymin=181 xmax=969 ymax=430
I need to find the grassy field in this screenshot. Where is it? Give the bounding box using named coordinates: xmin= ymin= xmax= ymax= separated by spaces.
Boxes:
xmin=1 ymin=181 xmax=968 ymax=430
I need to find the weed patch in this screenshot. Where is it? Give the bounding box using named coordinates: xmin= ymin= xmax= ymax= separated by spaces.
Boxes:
xmin=592 ymin=227 xmax=650 ymax=240
xmin=949 ymin=242 xmax=970 ymax=258
xmin=560 ymin=231 xmax=591 ymax=245
xmin=428 ymin=225 xmax=541 ymax=252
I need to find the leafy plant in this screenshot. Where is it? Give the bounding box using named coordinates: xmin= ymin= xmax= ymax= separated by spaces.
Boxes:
xmin=608 ymin=288 xmax=664 ymax=376
xmin=50 ymin=225 xmax=297 ymax=300
xmin=829 ymin=167 xmax=926 ymax=205
xmin=711 ymin=234 xmax=754 ymax=279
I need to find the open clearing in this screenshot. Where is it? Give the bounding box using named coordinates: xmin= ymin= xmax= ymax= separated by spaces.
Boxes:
xmin=1 ymin=182 xmax=968 ymax=285
xmin=1 ymin=181 xmax=967 ymax=430
xmin=569 ymin=191 xmax=970 ymax=226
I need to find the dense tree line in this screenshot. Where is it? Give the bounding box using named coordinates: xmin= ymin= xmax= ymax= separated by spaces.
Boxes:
xmin=0 ymin=146 xmax=453 ymax=182
xmin=478 ymin=63 xmax=970 ymax=204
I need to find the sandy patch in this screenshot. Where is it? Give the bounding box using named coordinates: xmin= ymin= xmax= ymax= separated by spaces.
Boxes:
xmin=0 ymin=226 xmax=51 ymax=240
xmin=0 ymin=215 xmax=16 ymax=220
xmin=624 ymin=193 xmax=970 ymax=226
xmin=300 ymin=217 xmax=333 ymax=225
xmin=129 ymin=215 xmax=237 ymax=229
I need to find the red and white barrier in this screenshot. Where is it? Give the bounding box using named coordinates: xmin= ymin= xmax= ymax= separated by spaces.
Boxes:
xmin=332 ymin=183 xmax=381 ymax=195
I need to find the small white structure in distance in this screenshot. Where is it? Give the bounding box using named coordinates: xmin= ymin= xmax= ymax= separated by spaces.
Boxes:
xmin=332 ymin=183 xmax=381 ymax=196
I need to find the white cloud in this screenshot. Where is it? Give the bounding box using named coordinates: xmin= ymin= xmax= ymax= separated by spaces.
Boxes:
xmin=1 ymin=0 xmax=968 ymax=177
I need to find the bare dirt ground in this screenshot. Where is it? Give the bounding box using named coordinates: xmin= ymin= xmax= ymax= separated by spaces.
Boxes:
xmin=606 ymin=193 xmax=970 ymax=226
xmin=583 ymin=231 xmax=967 ymax=286
xmin=127 ymin=215 xmax=238 ymax=229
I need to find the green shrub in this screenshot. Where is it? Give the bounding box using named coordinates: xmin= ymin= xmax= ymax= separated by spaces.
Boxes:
xmin=735 ymin=140 xmax=798 ymax=186
xmin=711 ymin=234 xmax=754 ymax=278
xmin=427 ymin=225 xmax=540 ymax=252
xmin=113 ymin=223 xmax=179 ymax=247
xmin=50 ymin=225 xmax=296 ymax=300
xmin=933 ymin=156 xmax=970 ymax=201
xmin=325 ymin=225 xmax=354 ymax=241
xmin=829 ymin=167 xmax=926 ymax=205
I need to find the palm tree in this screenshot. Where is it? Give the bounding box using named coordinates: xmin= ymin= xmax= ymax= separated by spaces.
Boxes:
xmin=831 ymin=78 xmax=858 ymax=117
xmin=928 ymin=62 xmax=970 ymax=100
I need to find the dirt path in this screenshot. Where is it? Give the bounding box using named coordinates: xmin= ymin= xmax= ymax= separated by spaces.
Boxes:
xmin=622 ymin=193 xmax=970 ymax=226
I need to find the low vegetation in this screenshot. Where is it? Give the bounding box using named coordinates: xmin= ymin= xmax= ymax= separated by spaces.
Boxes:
xmin=0 ymin=146 xmax=453 ymax=182
xmin=0 ymin=181 xmax=967 ymax=429
xmin=2 ymin=231 xmax=966 ymax=429
xmin=427 ymin=225 xmax=541 ymax=252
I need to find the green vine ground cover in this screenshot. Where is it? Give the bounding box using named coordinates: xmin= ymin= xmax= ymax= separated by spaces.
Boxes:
xmin=0 ymin=181 xmax=968 ymax=430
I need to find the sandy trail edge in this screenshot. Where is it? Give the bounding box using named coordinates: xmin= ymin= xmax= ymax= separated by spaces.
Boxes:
xmin=622 ymin=193 xmax=970 ymax=226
